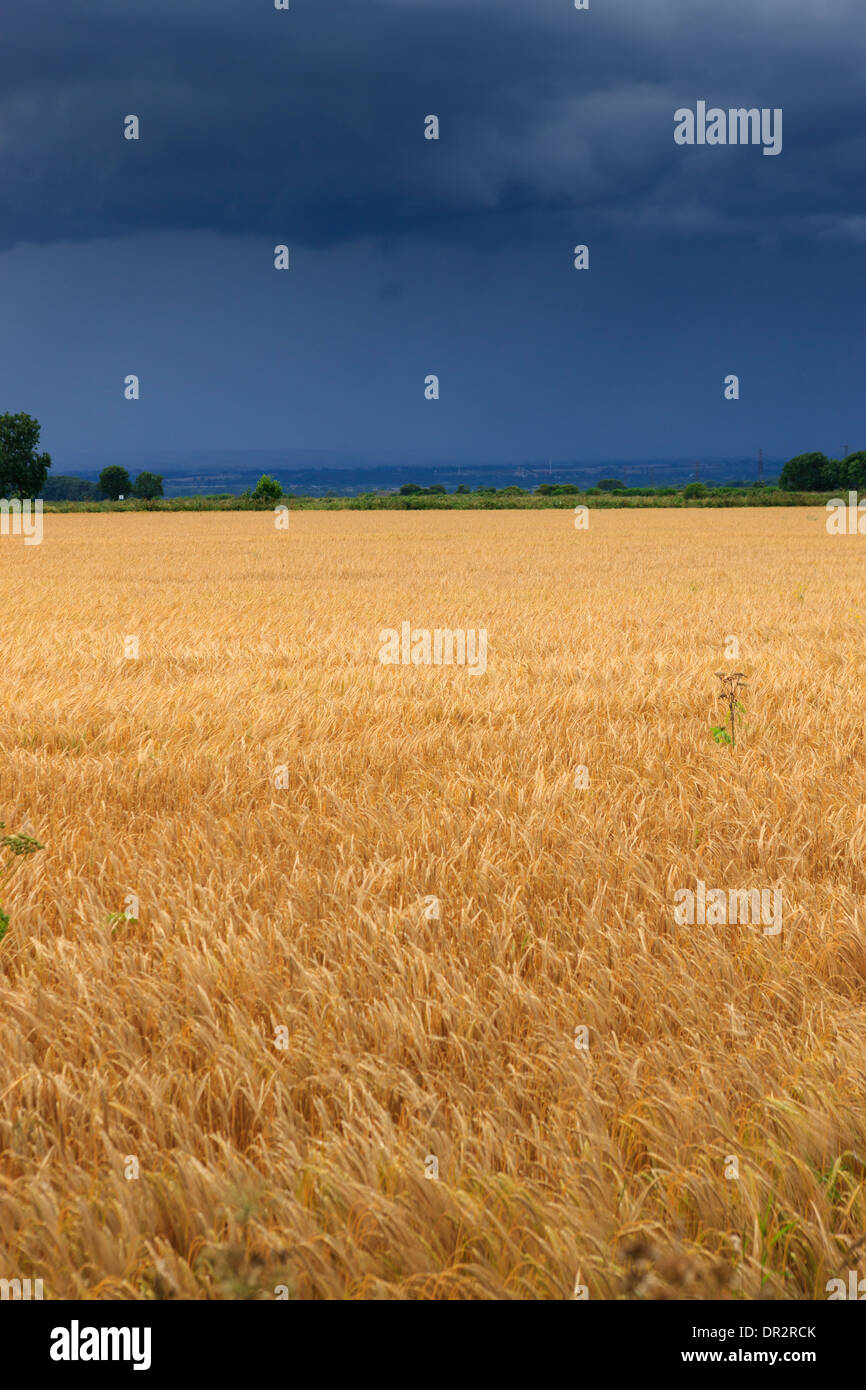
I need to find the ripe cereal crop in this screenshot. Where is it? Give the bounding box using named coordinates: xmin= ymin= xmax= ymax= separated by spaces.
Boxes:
xmin=1 ymin=506 xmax=864 ymax=1300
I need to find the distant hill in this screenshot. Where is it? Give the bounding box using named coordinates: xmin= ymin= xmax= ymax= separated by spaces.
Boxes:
xmin=54 ymin=453 xmax=771 ymax=498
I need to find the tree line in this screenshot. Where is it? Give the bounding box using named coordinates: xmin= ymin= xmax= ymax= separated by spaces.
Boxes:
xmin=0 ymin=414 xmax=165 ymax=501
xmin=44 ymin=466 xmax=165 ymax=501
xmin=2 ymin=412 xmax=863 ymax=501
xmin=777 ymin=451 xmax=866 ymax=492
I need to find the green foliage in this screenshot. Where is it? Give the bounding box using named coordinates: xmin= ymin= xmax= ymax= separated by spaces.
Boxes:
xmin=251 ymin=475 xmax=283 ymax=502
xmin=0 ymin=822 xmax=44 ymax=942
xmin=428 ymin=484 xmax=447 ymax=494
xmin=683 ymin=482 xmax=708 ymax=498
xmin=399 ymin=483 xmax=424 ymax=495
xmin=40 ymin=475 xmax=100 ymax=501
xmin=99 ymin=465 xmax=132 ymax=499
xmin=105 ymin=909 xmax=138 ymax=938
xmin=34 ymin=480 xmax=843 ymax=514
xmin=455 ymin=484 xmax=471 ymax=494
xmin=821 ymin=459 xmax=842 ymax=489
xmin=0 ymin=831 xmax=44 ymax=856
xmin=597 ymin=478 xmax=625 ymax=492
xmin=0 ymin=413 xmax=52 ymax=500
xmin=712 ymin=674 xmax=747 ymax=748
xmin=843 ymin=452 xmax=866 ymax=491
xmin=132 ymin=471 xmax=164 ymax=500
xmin=778 ymin=452 xmax=840 ymax=491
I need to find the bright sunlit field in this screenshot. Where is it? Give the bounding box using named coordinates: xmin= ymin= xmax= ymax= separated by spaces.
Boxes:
xmin=1 ymin=507 xmax=864 ymax=1299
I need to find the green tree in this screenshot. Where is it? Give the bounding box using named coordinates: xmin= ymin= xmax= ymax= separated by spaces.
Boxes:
xmin=40 ymin=475 xmax=98 ymax=501
xmin=251 ymin=475 xmax=283 ymax=502
xmin=399 ymin=483 xmax=424 ymax=495
xmin=597 ymin=478 xmax=624 ymax=492
xmin=0 ymin=413 xmax=52 ymax=500
xmin=428 ymin=484 xmax=447 ymax=494
xmin=99 ymin=466 xmax=132 ymax=499
xmin=683 ymin=482 xmax=707 ymax=498
xmin=843 ymin=452 xmax=866 ymax=491
xmin=778 ymin=452 xmax=831 ymax=491
xmin=822 ymin=458 xmax=843 ymax=489
xmin=132 ymin=471 xmax=164 ymax=499
xmin=455 ymin=484 xmax=471 ymax=494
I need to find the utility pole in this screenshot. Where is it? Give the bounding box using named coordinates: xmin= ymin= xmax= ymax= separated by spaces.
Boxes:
xmin=843 ymin=443 xmax=850 ymax=460
xmin=758 ymin=448 xmax=763 ymax=485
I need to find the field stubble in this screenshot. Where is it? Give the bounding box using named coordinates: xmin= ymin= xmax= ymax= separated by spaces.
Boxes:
xmin=1 ymin=507 xmax=865 ymax=1299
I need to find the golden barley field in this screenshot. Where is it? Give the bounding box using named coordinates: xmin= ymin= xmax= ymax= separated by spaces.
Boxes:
xmin=1 ymin=506 xmax=865 ymax=1300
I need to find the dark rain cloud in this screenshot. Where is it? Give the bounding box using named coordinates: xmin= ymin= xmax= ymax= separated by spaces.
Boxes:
xmin=1 ymin=0 xmax=864 ymax=251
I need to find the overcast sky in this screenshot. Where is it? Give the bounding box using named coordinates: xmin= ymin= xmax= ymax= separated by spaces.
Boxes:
xmin=1 ymin=0 xmax=864 ymax=467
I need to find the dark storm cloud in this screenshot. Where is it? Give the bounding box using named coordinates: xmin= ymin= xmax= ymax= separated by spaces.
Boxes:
xmin=1 ymin=0 xmax=864 ymax=250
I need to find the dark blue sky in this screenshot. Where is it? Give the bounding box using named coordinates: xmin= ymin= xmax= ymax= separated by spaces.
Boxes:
xmin=1 ymin=0 xmax=863 ymax=468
